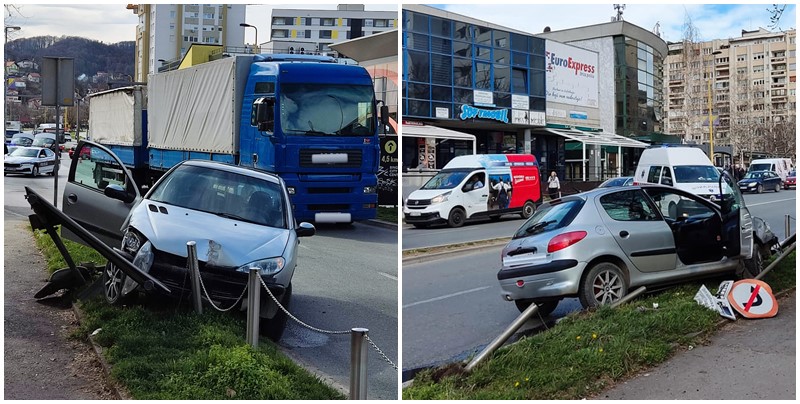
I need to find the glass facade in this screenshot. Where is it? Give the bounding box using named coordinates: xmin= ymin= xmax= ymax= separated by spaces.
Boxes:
xmin=614 ymin=37 xmax=664 ymax=138
xmin=402 ymin=10 xmax=547 ymax=119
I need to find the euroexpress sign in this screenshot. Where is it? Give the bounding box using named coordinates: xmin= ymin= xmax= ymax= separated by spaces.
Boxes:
xmin=545 ymin=40 xmax=599 ymax=108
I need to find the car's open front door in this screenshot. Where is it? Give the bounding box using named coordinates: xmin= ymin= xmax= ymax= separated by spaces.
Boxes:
xmin=62 ymin=141 xmax=140 ymax=249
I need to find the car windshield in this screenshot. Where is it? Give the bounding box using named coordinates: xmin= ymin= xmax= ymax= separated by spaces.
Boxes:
xmin=148 ymin=165 xmax=287 ymax=229
xmin=280 ymin=84 xmax=375 ymax=136
xmin=10 ymin=136 xmax=32 ymax=146
xmin=9 ymin=148 xmax=39 ymax=157
xmin=32 ymin=138 xmax=55 ymax=147
xmin=420 ymin=170 xmax=470 ymax=190
xmin=673 ymin=165 xmax=720 ymax=183
xmin=749 ymin=163 xmax=771 ymax=172
xmin=513 ymin=199 xmax=583 ymax=239
xmin=790 ymin=171 xmax=796 ymax=177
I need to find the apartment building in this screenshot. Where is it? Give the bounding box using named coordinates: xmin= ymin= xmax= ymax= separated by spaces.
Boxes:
xmin=664 ymin=28 xmax=796 ymax=160
xmin=128 ymin=4 xmax=246 ymax=82
xmin=264 ymin=5 xmax=397 ymax=57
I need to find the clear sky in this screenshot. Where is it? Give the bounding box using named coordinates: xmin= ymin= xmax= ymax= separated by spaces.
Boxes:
xmin=3 ymin=3 xmax=398 ymax=45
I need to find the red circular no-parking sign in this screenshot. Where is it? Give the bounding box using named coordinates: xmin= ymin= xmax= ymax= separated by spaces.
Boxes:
xmin=727 ymin=279 xmax=778 ymax=319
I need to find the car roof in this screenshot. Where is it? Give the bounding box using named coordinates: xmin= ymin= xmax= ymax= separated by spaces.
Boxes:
xmin=16 ymin=146 xmax=48 ymax=152
xmin=180 ymin=159 xmax=282 ymax=183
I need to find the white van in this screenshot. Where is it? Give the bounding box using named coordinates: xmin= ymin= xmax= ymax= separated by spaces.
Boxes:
xmin=634 ymin=146 xmax=722 ymax=216
xmin=748 ymin=158 xmax=793 ymax=184
xmin=403 ymin=154 xmax=541 ymax=228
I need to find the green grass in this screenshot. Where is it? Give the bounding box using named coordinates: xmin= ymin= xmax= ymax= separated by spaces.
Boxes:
xmin=31 ymin=226 xmax=345 ymax=400
xmin=403 ymin=251 xmax=796 ymax=400
xmin=377 ymin=206 xmax=398 ymax=223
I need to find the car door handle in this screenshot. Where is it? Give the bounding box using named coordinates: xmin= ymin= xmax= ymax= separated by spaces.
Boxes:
xmin=619 ymin=230 xmax=629 ymax=238
xmin=67 ymin=193 xmax=78 ymax=204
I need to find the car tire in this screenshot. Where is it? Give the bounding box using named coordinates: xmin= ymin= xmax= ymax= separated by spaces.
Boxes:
xmin=579 ymin=262 xmax=627 ymax=309
xmin=102 ymin=261 xmax=134 ymax=305
xmin=514 ymin=299 xmax=559 ymax=316
xmin=447 ymin=207 xmax=466 ymax=228
xmin=775 ymin=183 xmax=780 ymax=192
xmin=260 ymin=283 xmax=291 ymax=342
xmin=742 ymin=244 xmax=764 ymax=278
xmin=412 ymin=223 xmax=429 ymax=229
xmin=520 ymin=201 xmax=536 ymax=219
xmin=31 ymin=165 xmax=39 ymax=177
xmin=756 ymin=184 xmax=763 ymax=194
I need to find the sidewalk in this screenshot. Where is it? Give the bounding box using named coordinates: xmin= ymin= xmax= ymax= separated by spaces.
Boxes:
xmin=597 ymin=290 xmax=796 ymax=400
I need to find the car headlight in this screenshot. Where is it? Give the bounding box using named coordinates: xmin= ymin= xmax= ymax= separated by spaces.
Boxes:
xmin=363 ymin=186 xmax=376 ymax=194
xmin=122 ymin=228 xmax=144 ymax=254
xmin=236 ymin=257 xmax=286 ymax=276
xmin=431 ymin=192 xmax=451 ymax=204
xmin=748 ymin=183 xmax=756 ymax=187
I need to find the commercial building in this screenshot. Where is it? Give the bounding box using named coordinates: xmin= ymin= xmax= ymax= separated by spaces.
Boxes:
xmin=401 ymin=4 xmax=648 ymax=191
xmin=128 ymin=4 xmax=246 ymax=82
xmin=264 ymin=5 xmax=397 ymax=58
xmin=664 ymin=28 xmax=796 ymax=163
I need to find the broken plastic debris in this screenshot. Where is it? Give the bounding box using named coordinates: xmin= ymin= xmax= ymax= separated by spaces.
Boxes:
xmin=91 ymin=328 xmax=102 ymax=336
xmin=652 ymin=303 xmax=659 ymax=309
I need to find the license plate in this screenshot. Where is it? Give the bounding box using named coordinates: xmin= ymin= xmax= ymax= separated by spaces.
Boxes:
xmin=410 ymin=212 xmax=421 ymax=216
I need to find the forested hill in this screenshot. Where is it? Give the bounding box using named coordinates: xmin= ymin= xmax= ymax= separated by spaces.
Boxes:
xmin=5 ymin=35 xmax=134 ymax=78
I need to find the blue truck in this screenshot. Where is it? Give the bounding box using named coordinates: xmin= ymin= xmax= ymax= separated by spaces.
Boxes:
xmin=87 ymin=54 xmax=386 ymax=223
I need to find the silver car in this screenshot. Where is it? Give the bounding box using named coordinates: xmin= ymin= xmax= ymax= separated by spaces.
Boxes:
xmin=62 ymin=141 xmax=315 ymax=341
xmin=498 ymin=178 xmax=760 ymax=316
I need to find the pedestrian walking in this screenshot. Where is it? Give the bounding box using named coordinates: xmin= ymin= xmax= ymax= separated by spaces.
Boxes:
xmin=547 ymin=171 xmax=561 ymax=200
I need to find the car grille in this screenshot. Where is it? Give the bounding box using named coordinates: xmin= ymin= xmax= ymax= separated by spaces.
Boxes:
xmin=4 ymin=163 xmax=21 ymax=168
xmin=299 ymin=149 xmax=362 ymax=168
xmin=405 ymin=199 xmax=431 ymax=209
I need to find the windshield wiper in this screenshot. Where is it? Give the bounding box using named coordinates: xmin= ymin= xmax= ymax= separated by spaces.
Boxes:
xmin=525 ymin=220 xmax=556 ymax=234
xmin=213 ymin=212 xmax=259 ymax=224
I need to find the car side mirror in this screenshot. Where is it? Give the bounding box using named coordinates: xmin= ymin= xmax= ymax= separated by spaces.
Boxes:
xmin=104 ymin=184 xmax=135 ymax=204
xmin=296 ymin=222 xmax=315 ymax=237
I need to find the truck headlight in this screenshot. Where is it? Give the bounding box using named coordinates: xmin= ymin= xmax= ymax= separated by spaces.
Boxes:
xmin=287 ymin=186 xmax=296 ymax=195
xmin=363 ymin=186 xmax=376 ymax=194
xmin=236 ymin=257 xmax=286 ymax=276
xmin=431 ymin=192 xmax=450 ymax=204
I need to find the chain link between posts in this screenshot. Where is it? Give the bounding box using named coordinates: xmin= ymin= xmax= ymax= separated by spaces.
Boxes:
xmin=197 ymin=271 xmax=249 ymax=312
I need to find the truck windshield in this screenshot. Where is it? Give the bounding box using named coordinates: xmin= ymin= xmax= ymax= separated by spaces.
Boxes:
xmin=421 ymin=170 xmax=470 ymax=190
xmin=279 ymin=84 xmax=375 ymax=136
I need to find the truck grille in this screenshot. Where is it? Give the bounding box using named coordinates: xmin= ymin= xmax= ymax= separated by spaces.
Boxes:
xmin=309 ymin=204 xmax=350 ymax=212
xmin=299 ymin=149 xmax=362 ymax=168
xmin=307 ymin=187 xmax=351 ymax=194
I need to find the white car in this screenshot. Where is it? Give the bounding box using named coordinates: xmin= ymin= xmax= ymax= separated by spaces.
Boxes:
xmin=4 ymin=146 xmax=57 ymax=176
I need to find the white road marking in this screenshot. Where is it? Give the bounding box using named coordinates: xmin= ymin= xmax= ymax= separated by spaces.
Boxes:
xmin=747 ymin=197 xmax=797 ymax=207
xmin=378 ymin=272 xmax=397 ymax=280
xmin=403 ymin=286 xmax=491 ymax=309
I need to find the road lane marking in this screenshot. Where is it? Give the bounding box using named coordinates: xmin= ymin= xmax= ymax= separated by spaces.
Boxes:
xmin=378 ymin=272 xmax=397 ymax=280
xmin=403 ymin=286 xmax=491 ymax=309
xmin=747 ymin=197 xmax=796 ymax=207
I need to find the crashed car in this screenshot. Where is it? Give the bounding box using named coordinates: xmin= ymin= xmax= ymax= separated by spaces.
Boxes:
xmin=62 ymin=141 xmax=315 ymax=340
xmin=4 ymin=146 xmax=57 ymax=176
xmin=497 ymin=173 xmax=773 ymax=316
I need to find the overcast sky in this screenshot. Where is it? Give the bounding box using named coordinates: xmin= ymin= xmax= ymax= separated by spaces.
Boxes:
xmin=3 ymin=3 xmax=795 ymax=45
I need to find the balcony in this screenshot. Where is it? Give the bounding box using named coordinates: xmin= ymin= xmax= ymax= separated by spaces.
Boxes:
xmin=771 ymin=70 xmax=787 ymax=76
xmin=770 ymin=56 xmax=786 ymax=63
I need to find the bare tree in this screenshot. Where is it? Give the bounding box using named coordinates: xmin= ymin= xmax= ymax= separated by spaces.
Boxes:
xmin=767 ymin=4 xmax=788 ymax=31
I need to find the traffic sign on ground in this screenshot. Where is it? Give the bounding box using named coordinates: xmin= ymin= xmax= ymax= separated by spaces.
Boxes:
xmin=727 ymin=279 xmax=778 ymax=319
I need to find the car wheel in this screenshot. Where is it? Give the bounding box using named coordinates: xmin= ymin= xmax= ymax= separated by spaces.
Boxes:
xmin=579 ymin=262 xmax=628 ymax=309
xmin=520 ymin=201 xmax=536 ymax=219
xmin=756 ymin=184 xmax=763 ymax=194
xmin=447 ymin=207 xmax=466 ymax=228
xmin=742 ymin=244 xmax=764 ymax=278
xmin=412 ymin=223 xmax=429 ymax=229
xmin=31 ymin=165 xmax=39 ymax=177
xmin=514 ymin=299 xmax=559 ymax=316
xmin=260 ymin=283 xmax=291 ymax=342
xmin=775 ymin=183 xmax=781 ymax=192
xmin=102 ymin=261 xmax=133 ymax=305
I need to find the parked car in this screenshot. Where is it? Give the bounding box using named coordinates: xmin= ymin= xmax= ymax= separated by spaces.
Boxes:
xmin=61 ymin=141 xmax=316 ymax=341
xmin=748 ymin=158 xmax=793 ymax=184
xmin=497 ymin=175 xmax=768 ymax=316
xmin=32 ymin=133 xmax=62 ymax=154
xmin=784 ymin=170 xmax=795 ymax=190
xmin=4 ymin=146 xmax=58 ymax=176
xmin=737 ymin=170 xmax=782 ymax=193
xmin=598 ymin=176 xmax=634 ymax=188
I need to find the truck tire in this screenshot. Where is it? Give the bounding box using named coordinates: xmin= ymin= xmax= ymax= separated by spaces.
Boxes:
xmin=520 ymin=201 xmax=536 ymax=219
xmin=448 ymin=208 xmax=466 ymax=228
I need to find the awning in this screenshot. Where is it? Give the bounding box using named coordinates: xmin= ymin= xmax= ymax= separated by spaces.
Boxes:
xmin=329 ymin=30 xmax=398 ymax=61
xmin=402 ymin=124 xmax=476 ymax=154
xmin=541 ymin=128 xmax=649 ymax=148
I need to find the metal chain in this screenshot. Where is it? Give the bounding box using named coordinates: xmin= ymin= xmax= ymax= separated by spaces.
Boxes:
xmin=364 ymin=334 xmax=397 ymax=370
xmin=197 ymin=271 xmax=249 ymax=312
xmin=258 ymin=276 xmax=349 ymax=335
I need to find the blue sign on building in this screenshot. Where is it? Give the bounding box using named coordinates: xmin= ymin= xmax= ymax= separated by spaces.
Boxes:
xmin=459 ymin=105 xmax=509 ymax=123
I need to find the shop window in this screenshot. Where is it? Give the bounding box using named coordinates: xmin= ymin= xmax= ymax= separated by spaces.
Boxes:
xmin=493 ymin=30 xmax=509 ymax=48
xmin=430 ymin=17 xmax=451 ymax=38
xmin=453 ymin=58 xmax=472 ymax=87
xmin=512 ymin=68 xmax=527 ymax=94
xmin=494 ymin=49 xmax=510 ymax=65
xmin=494 ymin=65 xmax=510 ymax=92
xmin=511 ymin=33 xmax=527 ymax=52
xmin=475 ymin=62 xmax=492 ymax=89
xmin=453 ymin=88 xmax=473 ymax=105
xmin=406 ymin=50 xmax=430 ymax=83
xmin=431 ymin=37 xmax=451 ymax=54
xmin=512 ymin=52 xmax=527 ymax=68
xmin=475 ymin=45 xmax=491 ymax=60
xmin=432 ymin=85 xmax=452 ymax=102
xmin=407 ymin=83 xmax=430 ymax=100
xmin=475 ymin=26 xmax=491 ymax=45
xmin=453 ymin=21 xmax=472 ymax=41
xmin=407 ymin=33 xmax=429 ymax=51
xmin=407 ymin=99 xmax=430 ymax=117
xmin=529 ymin=70 xmax=545 ymax=96
xmin=431 ymin=54 xmax=452 ymax=85
xmin=453 ymin=41 xmax=471 ymax=57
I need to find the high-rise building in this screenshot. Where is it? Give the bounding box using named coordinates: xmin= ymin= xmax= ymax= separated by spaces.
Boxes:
xmin=263 ymin=5 xmax=397 ymax=57
xmin=128 ymin=4 xmax=246 ymax=82
xmin=663 ymin=28 xmax=796 ymax=162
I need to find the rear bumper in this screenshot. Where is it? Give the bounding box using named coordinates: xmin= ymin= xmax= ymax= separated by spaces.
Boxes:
xmin=497 ymin=259 xmax=585 ymax=301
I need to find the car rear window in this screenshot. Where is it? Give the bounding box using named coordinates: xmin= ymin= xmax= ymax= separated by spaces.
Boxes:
xmin=513 ymin=199 xmax=584 ymax=239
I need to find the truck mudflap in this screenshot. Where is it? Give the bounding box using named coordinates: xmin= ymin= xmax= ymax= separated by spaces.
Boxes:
xmin=24 ymin=187 xmax=170 ymax=298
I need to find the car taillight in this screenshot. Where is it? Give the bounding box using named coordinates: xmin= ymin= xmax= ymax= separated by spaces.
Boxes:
xmin=632 ymin=181 xmax=639 ymax=185
xmin=547 ymin=231 xmax=588 ymax=253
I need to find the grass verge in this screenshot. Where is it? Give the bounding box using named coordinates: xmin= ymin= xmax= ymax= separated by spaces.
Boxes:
xmin=32 ymin=226 xmax=345 ymax=400
xmin=403 ymin=251 xmax=796 ymax=400
xmin=377 ymin=206 xmax=398 ymax=223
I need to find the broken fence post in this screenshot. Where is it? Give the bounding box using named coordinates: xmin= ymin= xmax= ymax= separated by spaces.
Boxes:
xmin=465 ymin=302 xmax=541 ymax=373
xmin=186 ymin=241 xmax=203 ymax=315
xmin=350 ymin=328 xmax=369 ymax=400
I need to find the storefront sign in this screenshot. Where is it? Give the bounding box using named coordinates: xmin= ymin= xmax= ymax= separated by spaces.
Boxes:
xmin=547 ymin=108 xmax=567 ymax=118
xmin=378 ymin=136 xmax=398 ymax=205
xmin=569 ymin=110 xmax=588 ymax=120
xmin=435 ymin=107 xmax=449 ymax=119
xmin=545 ymin=40 xmax=599 ymax=108
xmin=473 ymin=90 xmax=494 ymax=106
xmin=511 ymin=110 xmax=529 ymax=125
xmin=459 ymin=104 xmax=509 ymax=123
xmin=530 ymin=110 xmax=546 ymax=126
xmin=511 ymin=94 xmax=529 ymax=110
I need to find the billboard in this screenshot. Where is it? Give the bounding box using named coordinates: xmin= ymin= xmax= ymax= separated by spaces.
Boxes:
xmin=545 ymin=41 xmax=598 ymax=108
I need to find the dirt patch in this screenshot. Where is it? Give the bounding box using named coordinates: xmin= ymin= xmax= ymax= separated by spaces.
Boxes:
xmin=4 ymin=218 xmax=114 ymax=399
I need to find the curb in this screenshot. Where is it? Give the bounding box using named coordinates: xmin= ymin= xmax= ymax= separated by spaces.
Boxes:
xmin=402 ymin=239 xmax=509 ymax=265
xmin=362 ymin=218 xmax=398 ymax=230
xmin=275 ymin=345 xmax=350 ymax=398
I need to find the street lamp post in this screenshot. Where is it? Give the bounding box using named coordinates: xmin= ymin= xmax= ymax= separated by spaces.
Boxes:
xmin=707 ymin=49 xmax=722 ymax=165
xmin=5 ymin=25 xmax=21 ymax=45
xmin=239 ymin=23 xmax=258 ymax=53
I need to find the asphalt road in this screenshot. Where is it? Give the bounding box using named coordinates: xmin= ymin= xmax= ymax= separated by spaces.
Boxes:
xmin=4 ymin=152 xmax=399 ymax=399
xmin=401 ymin=189 xmax=796 ymax=376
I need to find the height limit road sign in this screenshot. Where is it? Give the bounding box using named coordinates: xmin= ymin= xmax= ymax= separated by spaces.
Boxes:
xmin=727 ymin=279 xmax=779 ymax=319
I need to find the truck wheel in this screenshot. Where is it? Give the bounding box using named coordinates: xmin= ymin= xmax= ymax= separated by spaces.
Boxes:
xmin=579 ymin=262 xmax=627 ymax=309
xmin=448 ymin=208 xmax=466 ymax=228
xmin=514 ymin=299 xmax=558 ymax=316
xmin=260 ymin=283 xmax=291 ymax=342
xmin=520 ymin=201 xmax=536 ymax=219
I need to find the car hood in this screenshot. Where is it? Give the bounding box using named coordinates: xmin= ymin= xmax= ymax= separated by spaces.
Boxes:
xmin=128 ymin=201 xmax=290 ymax=268
xmin=407 ymin=189 xmax=454 ymax=200
xmin=4 ymin=156 xmax=38 ymax=164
